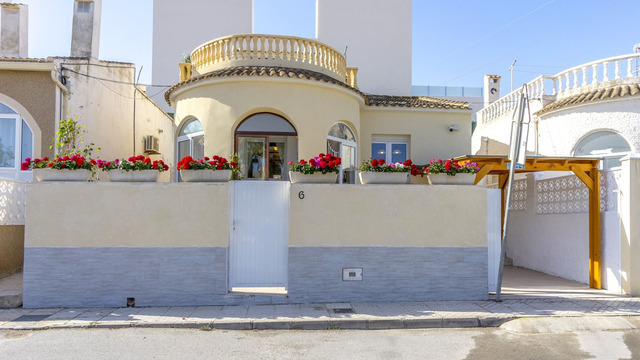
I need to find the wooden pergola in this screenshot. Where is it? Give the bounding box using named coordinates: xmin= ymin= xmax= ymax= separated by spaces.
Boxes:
xmin=455 ymin=155 xmax=602 ymax=289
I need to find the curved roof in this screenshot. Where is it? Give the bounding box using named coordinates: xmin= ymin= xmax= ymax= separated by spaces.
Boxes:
xmin=165 ymin=66 xmax=470 ymax=110
xmin=536 ymin=83 xmax=640 ymax=115
xmin=165 ymin=66 xmax=365 ymax=105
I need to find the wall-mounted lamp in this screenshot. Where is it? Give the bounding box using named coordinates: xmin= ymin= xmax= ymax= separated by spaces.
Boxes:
xmin=449 ymin=125 xmax=460 ymax=132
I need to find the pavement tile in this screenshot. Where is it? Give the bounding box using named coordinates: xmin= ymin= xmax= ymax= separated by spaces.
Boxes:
xmin=218 ymin=305 xmax=249 ymax=320
xmin=273 ymin=304 xmax=302 ymax=320
xmin=46 ymin=309 xmax=90 ymax=321
xmin=73 ymin=308 xmax=116 ymax=322
xmin=189 ymin=306 xmax=223 ymax=321
xmin=100 ymin=307 xmax=143 ymax=323
xmin=398 ymin=302 xmax=436 ymax=318
xmin=299 ymin=304 xmax=331 ymax=320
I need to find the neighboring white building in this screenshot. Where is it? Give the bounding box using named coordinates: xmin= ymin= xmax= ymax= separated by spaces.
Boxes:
xmin=473 ymin=54 xmax=640 ymax=167
xmin=151 ymin=0 xmax=413 ymax=112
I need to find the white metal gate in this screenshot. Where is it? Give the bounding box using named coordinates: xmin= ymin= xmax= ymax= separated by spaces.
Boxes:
xmin=229 ymin=181 xmax=289 ymax=289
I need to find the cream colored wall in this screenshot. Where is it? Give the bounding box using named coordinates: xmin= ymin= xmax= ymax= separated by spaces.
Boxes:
xmin=289 ymin=184 xmax=487 ymax=247
xmin=173 ymin=78 xmax=362 ymax=160
xmin=57 ymin=59 xmax=175 ymax=181
xmin=620 ymin=155 xmax=640 ymax=295
xmin=25 ymin=183 xmax=230 ymax=248
xmin=360 ymin=108 xmax=472 ymax=165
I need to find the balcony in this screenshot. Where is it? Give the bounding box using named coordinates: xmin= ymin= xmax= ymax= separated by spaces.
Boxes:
xmin=190 ymin=34 xmax=347 ymax=83
xmin=479 ymin=53 xmax=640 ymax=124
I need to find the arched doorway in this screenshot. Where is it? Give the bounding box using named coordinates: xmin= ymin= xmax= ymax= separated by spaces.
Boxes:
xmin=235 ymin=113 xmax=298 ymax=181
xmin=0 ymin=102 xmax=33 ymax=181
xmin=327 ymin=122 xmax=357 ymax=184
xmin=573 ymin=130 xmax=631 ymax=169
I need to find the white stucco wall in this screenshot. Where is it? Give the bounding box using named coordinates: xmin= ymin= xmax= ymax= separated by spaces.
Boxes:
xmin=57 ymin=59 xmax=175 ymax=181
xmin=536 ymin=99 xmax=640 ymax=156
xmin=316 ymin=0 xmax=412 ymax=96
xmin=151 ymin=0 xmax=253 ymax=112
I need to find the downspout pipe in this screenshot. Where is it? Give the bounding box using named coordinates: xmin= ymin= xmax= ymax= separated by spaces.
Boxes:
xmin=51 ymin=66 xmax=69 ymax=157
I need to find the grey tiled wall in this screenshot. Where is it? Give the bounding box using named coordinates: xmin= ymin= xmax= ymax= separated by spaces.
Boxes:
xmin=23 ymin=246 xmax=488 ymax=307
xmin=23 ymin=247 xmax=228 ymax=308
xmin=288 ymin=247 xmax=488 ymax=302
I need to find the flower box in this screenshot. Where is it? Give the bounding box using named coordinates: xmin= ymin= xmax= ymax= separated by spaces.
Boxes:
xmin=427 ymin=173 xmax=476 ymax=185
xmin=180 ymin=169 xmax=232 ymax=182
xmin=33 ymin=168 xmax=92 ymax=182
xmin=107 ymin=169 xmax=159 ymax=182
xmin=359 ymin=171 xmax=408 ymax=184
xmin=289 ymin=171 xmax=337 ymax=184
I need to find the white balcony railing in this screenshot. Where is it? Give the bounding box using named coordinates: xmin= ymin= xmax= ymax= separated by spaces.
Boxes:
xmin=480 ymin=53 xmax=640 ymax=124
xmin=190 ymin=34 xmax=348 ymax=82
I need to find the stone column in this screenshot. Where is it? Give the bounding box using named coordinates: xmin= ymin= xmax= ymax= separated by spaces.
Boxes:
xmin=0 ymin=3 xmax=28 ymax=58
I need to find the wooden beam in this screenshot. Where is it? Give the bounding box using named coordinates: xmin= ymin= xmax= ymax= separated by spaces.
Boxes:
xmin=474 ymin=164 xmax=493 ymax=185
xmin=589 ymin=168 xmax=601 ymax=289
xmin=571 ymin=165 xmax=594 ymax=191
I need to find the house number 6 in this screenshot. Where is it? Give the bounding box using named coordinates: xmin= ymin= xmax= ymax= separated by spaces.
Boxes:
xmin=298 ymin=191 xmax=305 ymax=200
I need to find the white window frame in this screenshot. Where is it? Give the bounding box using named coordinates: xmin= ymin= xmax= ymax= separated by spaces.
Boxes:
xmin=0 ymin=115 xmax=33 ymax=181
xmin=371 ymin=136 xmax=410 ymax=164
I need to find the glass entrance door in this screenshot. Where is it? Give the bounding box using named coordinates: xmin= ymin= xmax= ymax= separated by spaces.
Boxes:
xmin=238 ymin=136 xmax=266 ymax=180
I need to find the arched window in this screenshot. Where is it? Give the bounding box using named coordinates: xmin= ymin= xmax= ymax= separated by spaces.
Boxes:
xmin=327 ymin=123 xmax=357 ymax=184
xmin=235 ymin=113 xmax=298 ymax=180
xmin=573 ymin=131 xmax=631 ymax=169
xmin=177 ymin=118 xmax=204 ymax=180
xmin=0 ymin=102 xmax=33 ymax=180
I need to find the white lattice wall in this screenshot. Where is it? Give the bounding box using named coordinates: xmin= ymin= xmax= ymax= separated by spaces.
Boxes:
xmin=535 ymin=173 xmax=616 ymax=214
xmin=0 ymin=179 xmax=25 ymax=225
xmin=509 ymin=179 xmax=527 ymax=211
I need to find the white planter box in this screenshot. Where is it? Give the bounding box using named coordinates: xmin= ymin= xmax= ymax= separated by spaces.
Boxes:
xmin=180 ymin=169 xmax=231 ymax=182
xmin=427 ymin=173 xmax=476 ymax=185
xmin=33 ymin=169 xmax=92 ymax=182
xmin=289 ymin=171 xmax=337 ymax=184
xmin=358 ymin=171 xmax=409 ymax=184
xmin=107 ymin=169 xmax=160 ymax=182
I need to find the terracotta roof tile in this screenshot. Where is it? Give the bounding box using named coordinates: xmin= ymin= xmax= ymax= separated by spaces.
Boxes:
xmin=165 ymin=65 xmax=366 ymax=105
xmin=365 ymin=94 xmax=470 ymax=110
xmin=536 ymin=83 xmax=640 ymax=115
xmin=165 ymin=66 xmax=470 ymax=111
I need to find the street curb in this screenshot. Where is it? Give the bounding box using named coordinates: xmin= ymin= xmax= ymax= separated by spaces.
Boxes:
xmin=4 ymin=314 xmax=640 ymax=331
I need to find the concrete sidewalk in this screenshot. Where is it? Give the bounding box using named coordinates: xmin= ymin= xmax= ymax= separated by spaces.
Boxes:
xmin=2 ymin=296 xmax=640 ymax=331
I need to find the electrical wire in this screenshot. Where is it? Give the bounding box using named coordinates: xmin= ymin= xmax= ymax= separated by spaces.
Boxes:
xmin=60 ymin=67 xmax=174 ymax=88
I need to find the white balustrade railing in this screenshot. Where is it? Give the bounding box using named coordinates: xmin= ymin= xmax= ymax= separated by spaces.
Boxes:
xmin=191 ymin=34 xmax=347 ymax=82
xmin=0 ymin=178 xmax=25 ymax=225
xmin=480 ymin=53 xmax=640 ymax=124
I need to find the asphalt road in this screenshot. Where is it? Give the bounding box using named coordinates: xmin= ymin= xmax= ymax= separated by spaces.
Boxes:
xmin=1 ymin=323 xmax=639 ymax=359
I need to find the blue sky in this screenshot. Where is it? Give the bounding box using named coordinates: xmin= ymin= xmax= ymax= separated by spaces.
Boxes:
xmin=18 ymin=0 xmax=640 ymax=91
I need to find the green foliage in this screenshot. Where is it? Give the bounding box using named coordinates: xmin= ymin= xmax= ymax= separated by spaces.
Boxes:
xmin=50 ymin=115 xmax=100 ymax=158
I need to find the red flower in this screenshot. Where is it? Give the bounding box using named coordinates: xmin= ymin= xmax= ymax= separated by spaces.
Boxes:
xmin=403 ymin=159 xmax=412 ymax=167
xmin=288 ymin=161 xmax=293 ymax=165
xmin=128 ymin=156 xmax=136 ymax=162
xmin=445 ymin=160 xmax=452 ymax=171
xmin=60 ymin=163 xmax=66 ymax=168
xmin=320 ymin=161 xmax=327 ymax=169
xmin=204 ymin=157 xmax=210 ymax=161
xmin=379 ymin=159 xmax=385 ymax=165
xmin=336 ymin=157 xmax=341 ymax=165
xmin=371 ymin=159 xmax=379 ymax=167
xmin=21 ymin=162 xmax=30 ymax=170
xmin=90 ymin=159 xmax=97 ymax=165
xmin=230 ymin=161 xmax=238 ymax=168
xmin=163 ymin=164 xmax=169 ymax=171
xmin=328 ymin=161 xmax=335 ymax=168
xmin=300 ymin=160 xmax=307 ymax=165
xmin=48 ymin=163 xmax=53 ymax=168
xmin=216 ymin=163 xmax=223 ymax=170
xmin=76 ymin=157 xmax=85 ymax=166
xmin=144 ymin=157 xmax=151 ymax=164
xmin=319 ymin=153 xmax=325 ymax=157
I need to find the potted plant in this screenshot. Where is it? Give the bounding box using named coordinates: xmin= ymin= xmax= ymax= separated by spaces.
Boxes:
xmin=176 ymin=155 xmax=239 ymax=182
xmin=97 ymin=155 xmax=168 ymax=182
xmin=288 ymin=153 xmax=340 ymax=183
xmin=21 ymin=155 xmax=95 ymax=181
xmin=358 ymin=158 xmax=418 ymax=184
xmin=425 ymin=158 xmax=479 ymax=185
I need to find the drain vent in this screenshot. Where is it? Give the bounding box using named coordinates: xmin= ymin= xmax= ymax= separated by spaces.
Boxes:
xmin=332 ymin=308 xmax=354 ymax=314
xmin=127 ymin=297 xmax=135 ymax=307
